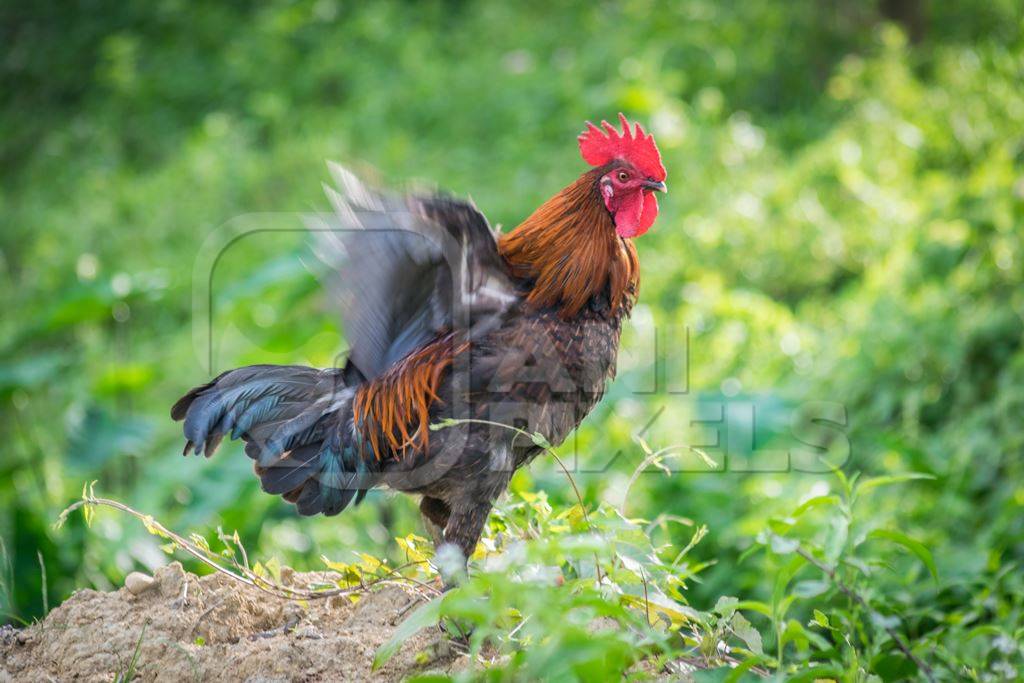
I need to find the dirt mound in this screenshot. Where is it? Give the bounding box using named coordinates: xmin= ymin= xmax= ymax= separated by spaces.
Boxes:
xmin=0 ymin=563 xmax=458 ymax=682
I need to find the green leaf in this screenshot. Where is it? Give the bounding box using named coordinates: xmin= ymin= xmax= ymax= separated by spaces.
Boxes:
xmin=786 ymin=664 xmax=844 ymax=682
xmin=824 ymin=515 xmax=849 ymax=563
xmin=692 ymin=668 xmax=731 ymax=683
xmin=870 ymin=652 xmax=918 ymax=680
xmin=723 ymin=655 xmax=765 ymax=683
xmin=731 ymin=600 xmax=773 ymax=618
xmin=373 ymin=597 xmax=444 ymax=670
xmin=141 ymin=515 xmax=169 ymax=539
xmin=832 ymin=467 xmax=852 ymax=500
xmin=792 ymin=495 xmax=841 ymax=517
xmin=768 ymin=533 xmax=799 ymax=555
xmin=731 ymin=612 xmax=763 ymax=655
xmin=772 ymin=555 xmax=808 ymax=617
xmin=856 ymin=473 xmax=934 ymax=495
xmin=81 ymin=481 xmax=98 ymax=528
xmin=429 ymin=418 xmax=459 ymax=432
xmin=530 ymin=431 xmax=552 ymax=449
xmin=867 ymin=529 xmax=938 ymax=581
xmin=713 ymin=596 xmax=739 ymax=618
xmin=964 ymin=625 xmax=1003 ymax=641
xmin=780 ymin=618 xmax=830 ymax=651
xmin=188 ymin=533 xmax=211 ymax=551
xmin=791 ymin=579 xmax=830 ymax=598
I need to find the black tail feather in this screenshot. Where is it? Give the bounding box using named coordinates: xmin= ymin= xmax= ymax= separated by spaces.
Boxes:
xmin=172 ymin=365 xmax=372 ymax=516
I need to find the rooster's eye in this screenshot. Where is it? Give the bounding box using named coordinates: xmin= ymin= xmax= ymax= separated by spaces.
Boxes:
xmin=617 ymin=171 xmax=629 ymax=182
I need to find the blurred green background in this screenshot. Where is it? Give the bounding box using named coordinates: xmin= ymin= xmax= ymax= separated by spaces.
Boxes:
xmin=2 ymin=0 xmax=1023 ymax=672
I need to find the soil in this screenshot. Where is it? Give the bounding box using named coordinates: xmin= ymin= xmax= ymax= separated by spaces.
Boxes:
xmin=0 ymin=563 xmax=459 ymax=682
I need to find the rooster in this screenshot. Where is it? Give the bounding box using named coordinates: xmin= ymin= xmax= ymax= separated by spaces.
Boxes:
xmin=172 ymin=114 xmax=667 ymax=580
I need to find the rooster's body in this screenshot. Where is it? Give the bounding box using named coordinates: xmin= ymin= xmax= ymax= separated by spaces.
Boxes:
xmin=173 ymin=115 xmax=667 ymax=578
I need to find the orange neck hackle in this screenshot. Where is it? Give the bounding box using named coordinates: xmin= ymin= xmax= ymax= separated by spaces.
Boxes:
xmin=498 ymin=167 xmax=640 ymax=319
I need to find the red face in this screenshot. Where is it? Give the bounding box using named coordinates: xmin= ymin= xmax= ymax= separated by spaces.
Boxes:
xmin=599 ymin=164 xmax=668 ymax=238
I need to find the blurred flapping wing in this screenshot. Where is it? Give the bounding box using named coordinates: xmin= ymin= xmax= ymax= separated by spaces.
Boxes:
xmin=308 ymin=164 xmax=517 ymax=380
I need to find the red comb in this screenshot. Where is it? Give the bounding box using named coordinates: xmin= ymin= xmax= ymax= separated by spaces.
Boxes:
xmin=578 ymin=113 xmax=666 ymax=182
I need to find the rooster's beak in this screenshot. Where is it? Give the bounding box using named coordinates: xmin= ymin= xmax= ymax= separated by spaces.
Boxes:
xmin=643 ymin=179 xmax=667 ymax=193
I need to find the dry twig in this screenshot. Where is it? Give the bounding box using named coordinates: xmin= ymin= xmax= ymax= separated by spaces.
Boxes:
xmin=57 ymin=495 xmax=440 ymax=604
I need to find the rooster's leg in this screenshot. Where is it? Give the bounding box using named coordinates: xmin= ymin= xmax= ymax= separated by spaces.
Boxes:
xmin=434 ymin=502 xmax=491 ymax=588
xmin=420 ymin=496 xmax=450 ymax=549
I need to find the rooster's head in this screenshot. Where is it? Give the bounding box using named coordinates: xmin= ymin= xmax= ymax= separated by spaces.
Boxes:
xmin=578 ymin=113 xmax=667 ymax=238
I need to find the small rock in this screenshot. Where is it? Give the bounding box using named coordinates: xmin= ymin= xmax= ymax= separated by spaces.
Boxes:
xmin=156 ymin=561 xmax=186 ymax=598
xmin=125 ymin=572 xmax=157 ymax=595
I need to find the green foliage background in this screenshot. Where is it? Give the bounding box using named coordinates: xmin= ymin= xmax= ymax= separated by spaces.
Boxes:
xmin=2 ymin=0 xmax=1023 ymax=678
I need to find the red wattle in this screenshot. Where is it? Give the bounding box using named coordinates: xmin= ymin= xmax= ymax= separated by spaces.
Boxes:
xmin=638 ymin=191 xmax=659 ymax=232
xmin=613 ymin=192 xmax=644 ymax=237
xmin=614 ymin=191 xmax=658 ymax=238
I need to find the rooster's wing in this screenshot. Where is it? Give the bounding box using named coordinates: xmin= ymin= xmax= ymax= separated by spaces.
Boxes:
xmin=308 ymin=165 xmax=517 ymax=381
